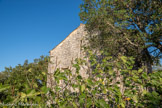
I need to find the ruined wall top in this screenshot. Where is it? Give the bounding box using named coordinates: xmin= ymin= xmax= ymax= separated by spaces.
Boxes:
xmin=49 ymin=23 xmax=87 ymax=70
xmin=50 ymin=23 xmax=86 ymax=54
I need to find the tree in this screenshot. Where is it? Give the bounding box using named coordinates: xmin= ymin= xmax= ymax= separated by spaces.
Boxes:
xmin=0 ymin=56 xmax=49 ymax=105
xmin=79 ymin=0 xmax=162 ymax=72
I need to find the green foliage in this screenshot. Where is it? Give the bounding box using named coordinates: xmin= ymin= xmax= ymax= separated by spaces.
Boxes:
xmin=47 ymin=51 xmax=161 ymax=108
xmin=0 ymin=1 xmax=161 ymax=107
xmin=0 ymin=56 xmax=50 ymax=107
xmin=0 ymin=52 xmax=161 ymax=108
xmin=0 ymin=84 xmax=10 ymax=92
xmin=79 ymin=0 xmax=162 ymax=68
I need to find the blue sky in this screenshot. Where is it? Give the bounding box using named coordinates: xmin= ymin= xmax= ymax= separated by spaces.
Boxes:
xmin=0 ymin=0 xmax=83 ymax=71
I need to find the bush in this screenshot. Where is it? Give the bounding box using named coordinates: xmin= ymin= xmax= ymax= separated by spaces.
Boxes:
xmin=0 ymin=54 xmax=161 ymax=108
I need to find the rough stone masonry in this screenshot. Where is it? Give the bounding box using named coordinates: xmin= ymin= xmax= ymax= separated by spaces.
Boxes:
xmin=47 ymin=24 xmax=89 ymax=90
xmin=47 ymin=23 xmax=126 ymax=95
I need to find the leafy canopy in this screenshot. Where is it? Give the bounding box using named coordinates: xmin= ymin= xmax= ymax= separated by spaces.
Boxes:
xmin=79 ymin=0 xmax=162 ymax=66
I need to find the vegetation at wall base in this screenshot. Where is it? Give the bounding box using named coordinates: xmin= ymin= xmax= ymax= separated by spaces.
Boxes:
xmin=0 ymin=54 xmax=161 ymax=108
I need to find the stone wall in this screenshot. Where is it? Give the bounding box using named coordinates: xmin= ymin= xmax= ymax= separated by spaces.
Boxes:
xmin=47 ymin=24 xmax=88 ymax=89
xmin=47 ymin=23 xmax=126 ymax=95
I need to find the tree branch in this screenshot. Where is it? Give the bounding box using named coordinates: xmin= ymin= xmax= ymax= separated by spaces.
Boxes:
xmin=106 ymin=21 xmax=138 ymax=47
